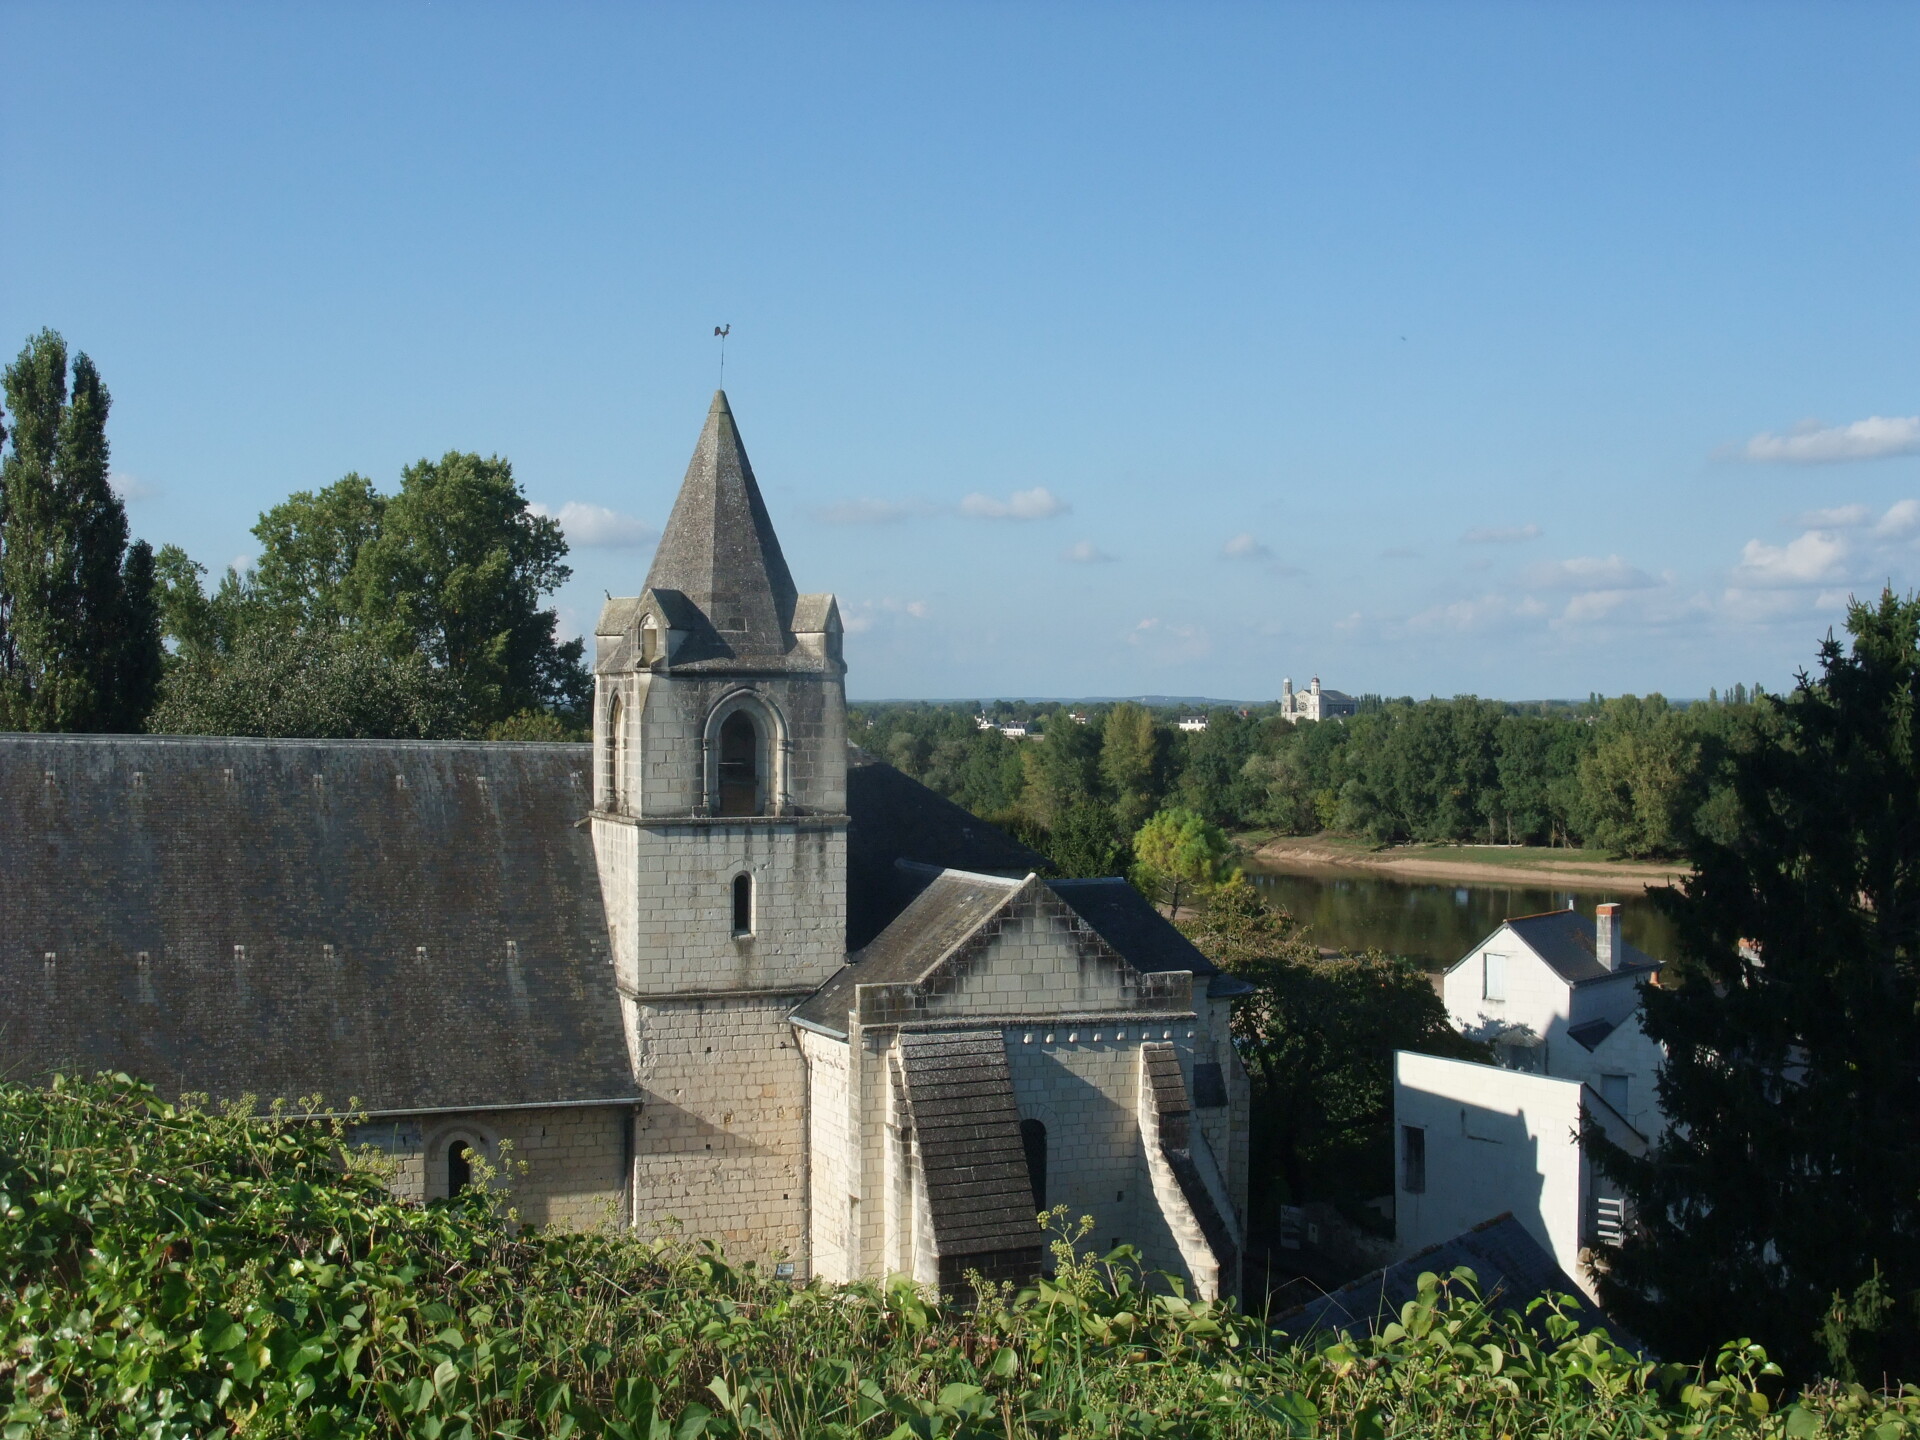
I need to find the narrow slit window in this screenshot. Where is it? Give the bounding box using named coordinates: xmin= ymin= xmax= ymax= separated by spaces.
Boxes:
xmin=1401 ymin=1125 xmax=1426 ymax=1193
xmin=732 ymin=873 xmax=754 ymax=936
xmin=448 ymin=1141 xmax=473 ymax=1196
xmin=604 ymin=695 xmax=624 ymax=811
xmin=1020 ymin=1119 xmax=1048 ymax=1212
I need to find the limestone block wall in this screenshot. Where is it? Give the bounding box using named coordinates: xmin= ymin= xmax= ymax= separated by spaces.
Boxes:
xmin=798 ymin=1027 xmax=853 ymax=1281
xmin=627 ymin=994 xmax=808 ymax=1260
xmin=349 ymin=1104 xmax=632 ymax=1232
xmin=595 ymin=819 xmax=846 ymax=997
xmin=634 ymin=674 xmax=847 ymax=818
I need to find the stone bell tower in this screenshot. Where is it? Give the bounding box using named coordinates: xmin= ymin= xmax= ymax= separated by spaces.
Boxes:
xmin=592 ymin=391 xmax=847 ymax=1257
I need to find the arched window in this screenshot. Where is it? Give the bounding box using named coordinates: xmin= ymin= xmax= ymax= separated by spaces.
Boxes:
xmin=732 ymin=873 xmax=754 ymax=936
xmin=448 ymin=1141 xmax=473 ymax=1196
xmin=718 ymin=709 xmax=761 ymax=816
xmin=1020 ymin=1119 xmax=1047 ymax=1212
xmin=640 ymin=615 xmax=659 ymax=664
xmin=603 ymin=695 xmax=624 ymax=811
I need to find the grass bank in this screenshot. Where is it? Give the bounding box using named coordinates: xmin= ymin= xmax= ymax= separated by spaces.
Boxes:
xmin=1 ymin=1074 xmax=1908 ymax=1437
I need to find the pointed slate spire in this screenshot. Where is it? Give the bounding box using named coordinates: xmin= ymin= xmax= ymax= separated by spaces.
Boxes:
xmin=645 ymin=391 xmax=799 ymax=657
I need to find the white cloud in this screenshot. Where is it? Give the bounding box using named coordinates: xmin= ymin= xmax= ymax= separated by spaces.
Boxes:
xmin=229 ymin=554 xmax=254 ymax=576
xmin=959 ymin=486 xmax=1068 ymax=520
xmin=532 ymin=501 xmax=656 ymax=548
xmin=1222 ymin=533 xmax=1272 ymax=561
xmin=1876 ymin=499 xmax=1920 ymax=538
xmin=1521 ymin=555 xmax=1658 ymax=592
xmin=812 ymin=498 xmax=916 ymax=525
xmin=842 ymin=596 xmax=929 ymax=634
xmin=1064 ymin=540 xmax=1115 ymax=563
xmin=1734 ymin=416 xmax=1920 ymax=464
xmin=1733 ymin=530 xmax=1849 ymax=586
xmin=1796 ymin=503 xmax=1873 ymax=528
xmin=109 ymin=470 xmax=160 ymax=501
xmin=1461 ymin=523 xmax=1543 ymax=545
xmin=1406 ymin=593 xmax=1545 ymax=634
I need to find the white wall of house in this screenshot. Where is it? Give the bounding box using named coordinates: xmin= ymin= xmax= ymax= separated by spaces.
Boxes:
xmin=1394 ymin=1051 xmax=1588 ymax=1291
xmin=1441 ymin=936 xmax=1570 ymax=1054
xmin=1552 ymin=1010 xmax=1666 ymax=1138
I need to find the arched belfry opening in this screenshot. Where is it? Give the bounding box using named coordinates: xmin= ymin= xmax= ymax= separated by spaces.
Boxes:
xmin=603 ymin=695 xmax=625 ymax=812
xmin=718 ymin=709 xmax=762 ymax=816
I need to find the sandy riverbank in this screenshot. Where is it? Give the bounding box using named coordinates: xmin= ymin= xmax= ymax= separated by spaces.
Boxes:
xmin=1244 ymin=835 xmax=1689 ymax=892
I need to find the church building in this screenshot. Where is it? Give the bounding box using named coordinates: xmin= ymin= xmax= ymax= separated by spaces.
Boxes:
xmin=0 ymin=393 xmax=1251 ymax=1298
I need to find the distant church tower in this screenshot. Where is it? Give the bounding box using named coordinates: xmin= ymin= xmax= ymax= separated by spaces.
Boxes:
xmin=591 ymin=391 xmax=846 ymax=1256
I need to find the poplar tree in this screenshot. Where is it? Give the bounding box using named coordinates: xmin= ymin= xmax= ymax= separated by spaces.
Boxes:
xmin=0 ymin=331 xmax=161 ymax=731
xmin=1592 ymin=591 xmax=1920 ymax=1379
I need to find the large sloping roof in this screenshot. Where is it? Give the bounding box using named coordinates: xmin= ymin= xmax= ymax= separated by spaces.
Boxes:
xmin=844 ymin=749 xmax=1044 ymax=951
xmin=1504 ymin=909 xmax=1661 ymax=985
xmin=643 ymin=390 xmax=799 ymax=663
xmin=0 ymin=734 xmax=632 ymax=1114
xmin=793 ymin=868 xmax=1021 ymax=1032
xmin=1275 ymin=1213 xmax=1632 ymax=1347
xmin=1049 ymin=879 xmax=1249 ymax=999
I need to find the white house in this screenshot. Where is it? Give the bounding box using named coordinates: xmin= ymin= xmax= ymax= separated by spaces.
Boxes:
xmin=1395 ymin=1052 xmax=1645 ymax=1299
xmin=1177 ymin=716 xmax=1209 ymax=734
xmin=1396 ymin=903 xmax=1666 ymax=1298
xmin=1438 ymin=903 xmax=1664 ymax=1134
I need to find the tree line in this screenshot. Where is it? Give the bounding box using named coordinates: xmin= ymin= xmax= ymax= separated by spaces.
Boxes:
xmin=856 ymin=684 xmax=1770 ymax=866
xmin=0 ymin=330 xmax=588 ymax=741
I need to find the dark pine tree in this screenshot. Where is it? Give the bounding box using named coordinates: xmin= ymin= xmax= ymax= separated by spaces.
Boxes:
xmin=1592 ymin=591 xmax=1920 ymax=1380
xmin=0 ymin=330 xmax=162 ymax=732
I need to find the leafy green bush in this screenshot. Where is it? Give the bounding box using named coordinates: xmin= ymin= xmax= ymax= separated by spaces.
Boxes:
xmin=2 ymin=1074 xmax=1915 ymax=1438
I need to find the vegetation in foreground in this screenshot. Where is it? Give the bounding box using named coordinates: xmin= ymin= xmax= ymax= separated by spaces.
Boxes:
xmin=3 ymin=1075 xmax=1916 ymax=1439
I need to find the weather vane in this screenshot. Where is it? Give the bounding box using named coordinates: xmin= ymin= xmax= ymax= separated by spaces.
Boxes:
xmin=714 ymin=324 xmax=731 ymax=388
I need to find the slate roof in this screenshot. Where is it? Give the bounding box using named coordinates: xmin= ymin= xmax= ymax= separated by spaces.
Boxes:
xmin=1468 ymin=909 xmax=1662 ymax=987
xmin=1274 ymin=1213 xmax=1632 ymax=1347
xmin=793 ymin=859 xmax=1235 ymax=1036
xmin=643 ymin=390 xmax=800 ymax=665
xmin=793 ymin=868 xmax=1021 ymax=1033
xmin=1048 ymin=879 xmax=1251 ymax=999
xmin=844 ymin=750 xmax=1044 ymax=951
xmin=896 ymin=1030 xmax=1043 ymax=1264
xmin=0 ymin=734 xmax=633 ymax=1114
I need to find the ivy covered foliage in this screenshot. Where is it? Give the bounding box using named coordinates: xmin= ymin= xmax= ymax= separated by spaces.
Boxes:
xmin=2 ymin=1074 xmax=1916 ymax=1439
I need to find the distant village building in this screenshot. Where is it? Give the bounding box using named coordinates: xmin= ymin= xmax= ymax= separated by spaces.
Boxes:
xmin=1 ymin=392 xmax=1251 ymax=1299
xmin=997 ymin=722 xmax=1031 ymax=739
xmin=1281 ymin=677 xmax=1357 ymax=722
xmin=1177 ymin=715 xmax=1209 ymax=733
xmin=1393 ymin=904 xmax=1664 ymax=1298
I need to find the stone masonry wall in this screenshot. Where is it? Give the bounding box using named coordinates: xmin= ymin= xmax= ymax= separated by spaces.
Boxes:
xmin=627 ymin=994 xmax=809 ymax=1259
xmin=798 ymin=1027 xmax=852 ymax=1281
xmin=349 ymin=1104 xmax=631 ymax=1232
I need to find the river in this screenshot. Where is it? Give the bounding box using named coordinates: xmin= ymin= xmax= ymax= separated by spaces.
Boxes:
xmin=1239 ymin=861 xmax=1681 ymax=969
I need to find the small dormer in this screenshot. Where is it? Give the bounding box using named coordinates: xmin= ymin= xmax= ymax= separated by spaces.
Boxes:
xmin=791 ymin=593 xmax=844 ymax=671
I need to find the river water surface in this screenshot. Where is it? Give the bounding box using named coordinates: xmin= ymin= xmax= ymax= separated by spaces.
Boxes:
xmin=1240 ymin=861 xmax=1681 ymax=969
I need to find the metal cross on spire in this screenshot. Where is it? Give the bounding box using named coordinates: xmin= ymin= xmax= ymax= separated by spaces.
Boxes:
xmin=713 ymin=324 xmax=731 ymax=388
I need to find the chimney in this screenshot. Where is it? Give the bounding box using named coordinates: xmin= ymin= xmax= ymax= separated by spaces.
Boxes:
xmin=1596 ymin=903 xmax=1622 ymax=971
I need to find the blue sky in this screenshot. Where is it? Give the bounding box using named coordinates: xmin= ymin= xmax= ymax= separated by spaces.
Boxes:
xmin=5 ymin=3 xmax=1917 ymax=701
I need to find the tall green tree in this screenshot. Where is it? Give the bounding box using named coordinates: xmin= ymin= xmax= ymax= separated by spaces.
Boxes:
xmin=1100 ymin=702 xmax=1166 ymax=832
xmin=1132 ymin=806 xmax=1237 ymax=916
xmin=249 ymin=474 xmax=386 ymax=630
xmin=354 ymin=452 xmax=586 ymax=727
xmin=0 ymin=330 xmax=161 ymax=731
xmin=1592 ymin=592 xmax=1920 ymax=1379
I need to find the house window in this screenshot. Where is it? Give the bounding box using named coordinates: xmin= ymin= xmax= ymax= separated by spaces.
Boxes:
xmin=448 ymin=1141 xmax=473 ymax=1196
xmin=640 ymin=615 xmax=659 ymax=664
xmin=732 ymin=873 xmax=754 ymax=936
xmin=1599 ymin=1073 xmax=1629 ymax=1112
xmin=1483 ymin=952 xmax=1507 ymax=1002
xmin=603 ymin=695 xmax=624 ymax=811
xmin=1020 ymin=1119 xmax=1048 ymax=1212
xmin=1401 ymin=1125 xmax=1426 ymax=1193
xmin=718 ymin=710 xmax=761 ymax=816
